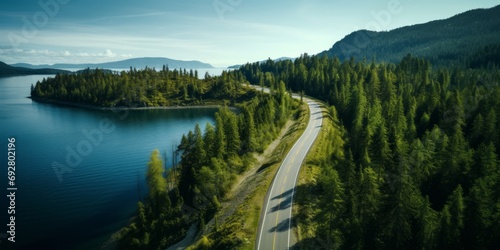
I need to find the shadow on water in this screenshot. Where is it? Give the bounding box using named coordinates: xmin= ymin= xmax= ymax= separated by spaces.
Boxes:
xmin=20 ymin=188 xmax=139 ymax=250
xmin=35 ymin=101 xmax=219 ymax=126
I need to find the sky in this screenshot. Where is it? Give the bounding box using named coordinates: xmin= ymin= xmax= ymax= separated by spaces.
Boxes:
xmin=0 ymin=0 xmax=498 ymax=67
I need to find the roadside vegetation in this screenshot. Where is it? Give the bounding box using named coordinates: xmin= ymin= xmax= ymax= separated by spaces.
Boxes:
xmin=33 ymin=51 xmax=500 ymax=249
xmin=112 ymin=76 xmax=300 ymax=249
xmin=242 ymin=54 xmax=500 ymax=249
xmin=187 ymin=100 xmax=310 ymax=249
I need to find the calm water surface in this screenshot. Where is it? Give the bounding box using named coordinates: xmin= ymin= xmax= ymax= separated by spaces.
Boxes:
xmin=0 ymin=75 xmax=216 ymax=249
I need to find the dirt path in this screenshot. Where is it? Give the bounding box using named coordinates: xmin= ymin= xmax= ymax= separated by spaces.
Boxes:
xmin=203 ymin=120 xmax=294 ymax=234
xmin=166 ymin=224 xmax=198 ymax=250
xmin=166 ymin=120 xmax=295 ymax=249
xmin=231 ymin=121 xmax=293 ymax=192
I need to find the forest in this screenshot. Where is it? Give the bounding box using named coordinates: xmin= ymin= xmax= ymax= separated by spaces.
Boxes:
xmin=237 ymin=54 xmax=500 ymax=249
xmin=30 ymin=51 xmax=500 ymax=249
xmin=30 ymin=65 xmax=301 ymax=249
xmin=30 ymin=66 xmax=248 ymax=107
xmin=319 ymin=5 xmax=500 ymax=67
xmin=99 ymin=71 xmax=299 ymax=249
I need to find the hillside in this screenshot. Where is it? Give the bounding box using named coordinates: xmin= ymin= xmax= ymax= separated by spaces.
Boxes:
xmin=12 ymin=57 xmax=213 ymax=70
xmin=319 ymin=5 xmax=500 ymax=66
xmin=0 ymin=61 xmax=70 ymax=77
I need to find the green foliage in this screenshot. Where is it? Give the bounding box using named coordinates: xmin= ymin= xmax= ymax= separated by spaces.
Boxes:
xmin=118 ymin=151 xmax=185 ymax=249
xmin=177 ymin=88 xmax=296 ymax=211
xmin=30 ymin=67 xmax=248 ymax=107
xmin=117 ymin=82 xmax=296 ymax=249
xmin=244 ymin=54 xmax=500 ymax=248
xmin=146 ymin=149 xmax=169 ymax=213
xmin=319 ymin=6 xmax=500 ymax=67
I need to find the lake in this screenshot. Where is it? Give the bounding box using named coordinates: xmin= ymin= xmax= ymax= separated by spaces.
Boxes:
xmin=0 ymin=75 xmax=217 ymax=249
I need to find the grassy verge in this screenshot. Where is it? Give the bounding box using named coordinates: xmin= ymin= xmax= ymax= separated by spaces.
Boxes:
xmin=293 ymin=104 xmax=332 ymax=248
xmin=187 ymin=101 xmax=311 ymax=249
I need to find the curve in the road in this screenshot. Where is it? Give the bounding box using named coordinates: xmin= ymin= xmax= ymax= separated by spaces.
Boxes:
xmin=256 ymin=98 xmax=323 ymax=250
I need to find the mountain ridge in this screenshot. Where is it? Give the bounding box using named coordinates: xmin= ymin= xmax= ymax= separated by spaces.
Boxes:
xmin=11 ymin=57 xmax=214 ymax=70
xmin=0 ymin=61 xmax=70 ymax=77
xmin=319 ymin=4 xmax=500 ymax=66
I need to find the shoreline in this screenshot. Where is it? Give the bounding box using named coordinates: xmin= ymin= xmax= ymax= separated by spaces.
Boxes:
xmin=28 ymin=96 xmax=231 ymax=111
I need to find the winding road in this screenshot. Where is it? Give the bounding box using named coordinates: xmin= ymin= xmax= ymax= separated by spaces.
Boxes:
xmin=256 ymin=96 xmax=323 ymax=250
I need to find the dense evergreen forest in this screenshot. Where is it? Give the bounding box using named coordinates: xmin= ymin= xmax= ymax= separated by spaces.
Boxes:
xmin=115 ymin=84 xmax=299 ymax=249
xmin=30 ymin=52 xmax=500 ymax=249
xmin=29 ymin=65 xmax=300 ymax=249
xmin=237 ymin=54 xmax=500 ymax=249
xmin=31 ymin=66 xmax=300 ymax=249
xmin=30 ymin=66 xmax=247 ymax=107
xmin=50 ymin=68 xmax=301 ymax=249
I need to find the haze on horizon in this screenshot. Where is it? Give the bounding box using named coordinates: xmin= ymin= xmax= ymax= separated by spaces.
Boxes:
xmin=0 ymin=0 xmax=498 ymax=67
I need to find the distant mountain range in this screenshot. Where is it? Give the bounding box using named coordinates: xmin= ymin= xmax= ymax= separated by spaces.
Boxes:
xmin=0 ymin=61 xmax=70 ymax=77
xmin=228 ymin=57 xmax=295 ymax=69
xmin=4 ymin=4 xmax=500 ymax=77
xmin=319 ymin=5 xmax=500 ymax=66
xmin=11 ymin=57 xmax=214 ymax=70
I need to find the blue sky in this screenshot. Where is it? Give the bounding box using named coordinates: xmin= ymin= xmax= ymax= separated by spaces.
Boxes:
xmin=0 ymin=0 xmax=498 ymax=67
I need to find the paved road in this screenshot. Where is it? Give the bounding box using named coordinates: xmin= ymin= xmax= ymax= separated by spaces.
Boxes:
xmin=256 ymin=96 xmax=323 ymax=250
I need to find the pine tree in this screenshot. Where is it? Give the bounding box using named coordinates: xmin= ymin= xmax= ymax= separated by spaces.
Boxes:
xmin=382 ymin=155 xmax=418 ymax=249
xmin=242 ymin=107 xmax=257 ymax=152
xmin=223 ymin=109 xmax=241 ymax=156
xmin=318 ymin=168 xmax=345 ymax=249
xmin=193 ymin=124 xmax=206 ymax=166
xmin=214 ymin=112 xmax=226 ymax=159
xmin=447 ymin=185 xmax=465 ymax=247
xmin=416 ymin=197 xmax=438 ymax=249
xmin=146 ymin=149 xmax=169 ymax=214
xmin=371 ymin=120 xmax=391 ymax=183
xmin=204 ymin=123 xmax=216 ymax=159
xmin=469 ymin=113 xmax=484 ymax=148
xmin=437 ymin=185 xmax=464 ymax=249
xmin=368 ymin=68 xmax=381 ymax=102
xmin=357 ymin=167 xmax=382 ymax=246
xmin=484 ymin=108 xmax=498 ymax=146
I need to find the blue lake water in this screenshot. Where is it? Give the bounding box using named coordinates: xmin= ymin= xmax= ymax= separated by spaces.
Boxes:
xmin=0 ymin=75 xmax=217 ymax=249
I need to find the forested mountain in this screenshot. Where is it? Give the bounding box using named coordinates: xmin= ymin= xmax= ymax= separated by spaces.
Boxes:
xmin=236 ymin=54 xmax=500 ymax=249
xmin=0 ymin=61 xmax=69 ymax=77
xmin=319 ymin=5 xmax=500 ymax=67
xmin=12 ymin=57 xmax=213 ymax=70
